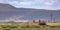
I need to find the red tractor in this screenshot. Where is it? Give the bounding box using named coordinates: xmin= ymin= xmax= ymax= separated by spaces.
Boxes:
xmin=38 ymin=20 xmax=46 ymax=25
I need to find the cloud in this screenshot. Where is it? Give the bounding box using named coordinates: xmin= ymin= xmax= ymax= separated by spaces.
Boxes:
xmin=0 ymin=0 xmax=59 ymax=10
xmin=41 ymin=0 xmax=58 ymax=10
xmin=0 ymin=0 xmax=8 ymax=3
xmin=8 ymin=1 xmax=35 ymax=8
xmin=44 ymin=0 xmax=57 ymax=5
xmin=19 ymin=2 xmax=33 ymax=5
xmin=0 ymin=0 xmax=5 ymax=3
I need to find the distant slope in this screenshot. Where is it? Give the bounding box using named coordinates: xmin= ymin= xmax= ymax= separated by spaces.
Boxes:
xmin=0 ymin=3 xmax=16 ymax=11
xmin=0 ymin=3 xmax=60 ymax=22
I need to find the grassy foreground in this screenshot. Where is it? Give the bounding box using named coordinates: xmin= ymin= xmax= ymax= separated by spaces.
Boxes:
xmin=0 ymin=23 xmax=60 ymax=30
xmin=0 ymin=28 xmax=60 ymax=30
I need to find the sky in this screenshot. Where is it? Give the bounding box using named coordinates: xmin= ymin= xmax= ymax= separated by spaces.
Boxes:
xmin=0 ymin=0 xmax=60 ymax=10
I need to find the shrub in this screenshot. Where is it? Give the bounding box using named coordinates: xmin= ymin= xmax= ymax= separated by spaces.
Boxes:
xmin=3 ymin=28 xmax=10 ymax=30
xmin=21 ymin=25 xmax=40 ymax=28
xmin=50 ymin=26 xmax=60 ymax=28
xmin=2 ymin=26 xmax=8 ymax=28
xmin=2 ymin=26 xmax=9 ymax=28
xmin=21 ymin=25 xmax=30 ymax=28
xmin=9 ymin=26 xmax=18 ymax=28
xmin=32 ymin=25 xmax=40 ymax=28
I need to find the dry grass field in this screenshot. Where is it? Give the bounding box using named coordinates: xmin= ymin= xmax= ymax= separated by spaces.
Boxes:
xmin=0 ymin=23 xmax=60 ymax=30
xmin=0 ymin=27 xmax=60 ymax=30
xmin=46 ymin=23 xmax=60 ymax=26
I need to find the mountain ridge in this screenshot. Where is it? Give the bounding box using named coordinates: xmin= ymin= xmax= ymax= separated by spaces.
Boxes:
xmin=0 ymin=3 xmax=60 ymax=22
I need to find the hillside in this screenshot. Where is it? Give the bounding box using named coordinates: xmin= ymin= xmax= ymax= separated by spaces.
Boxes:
xmin=0 ymin=3 xmax=60 ymax=22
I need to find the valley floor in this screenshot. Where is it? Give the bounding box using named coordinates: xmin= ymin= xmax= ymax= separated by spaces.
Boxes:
xmin=0 ymin=28 xmax=60 ymax=30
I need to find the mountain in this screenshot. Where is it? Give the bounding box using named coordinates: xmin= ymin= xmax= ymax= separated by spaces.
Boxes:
xmin=0 ymin=3 xmax=60 ymax=22
xmin=0 ymin=3 xmax=16 ymax=12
